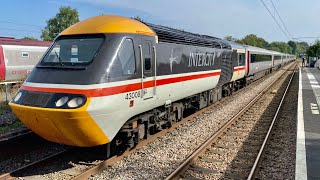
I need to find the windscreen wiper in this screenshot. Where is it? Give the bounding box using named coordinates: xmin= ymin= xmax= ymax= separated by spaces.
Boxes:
xmin=54 ymin=50 xmax=68 ymax=67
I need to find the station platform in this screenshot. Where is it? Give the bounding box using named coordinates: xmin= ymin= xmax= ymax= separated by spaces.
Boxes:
xmin=296 ymin=67 xmax=320 ymax=179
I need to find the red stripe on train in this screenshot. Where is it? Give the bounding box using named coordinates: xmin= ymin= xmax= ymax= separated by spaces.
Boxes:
xmin=21 ymin=71 xmax=221 ymax=97
xmin=234 ymin=67 xmax=245 ymax=72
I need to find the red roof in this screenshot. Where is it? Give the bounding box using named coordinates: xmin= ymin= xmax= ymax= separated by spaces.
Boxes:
xmin=0 ymin=37 xmax=51 ymax=47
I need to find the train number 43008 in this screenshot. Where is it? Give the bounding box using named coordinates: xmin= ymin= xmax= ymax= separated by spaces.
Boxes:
xmin=125 ymin=91 xmax=141 ymax=100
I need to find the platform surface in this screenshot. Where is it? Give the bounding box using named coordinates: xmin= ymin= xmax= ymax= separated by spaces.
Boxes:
xmin=296 ymin=67 xmax=320 ymax=180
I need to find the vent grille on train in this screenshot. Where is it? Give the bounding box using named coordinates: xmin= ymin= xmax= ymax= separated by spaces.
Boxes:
xmin=217 ymin=52 xmax=233 ymax=87
xmin=21 ymin=91 xmax=53 ymax=107
xmin=144 ymin=22 xmax=231 ymax=50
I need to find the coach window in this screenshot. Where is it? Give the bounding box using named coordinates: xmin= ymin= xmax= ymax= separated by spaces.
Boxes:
xmin=251 ymin=54 xmax=256 ymax=63
xmin=21 ymin=52 xmax=29 ymax=58
xmin=143 ymin=41 xmax=152 ymax=71
xmin=238 ymin=53 xmax=245 ymax=66
xmin=251 ymin=54 xmax=271 ymax=63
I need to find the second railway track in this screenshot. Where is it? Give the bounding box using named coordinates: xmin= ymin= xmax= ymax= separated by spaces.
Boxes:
xmin=166 ymin=62 xmax=298 ymax=180
xmin=0 ymin=62 xmax=297 ymax=180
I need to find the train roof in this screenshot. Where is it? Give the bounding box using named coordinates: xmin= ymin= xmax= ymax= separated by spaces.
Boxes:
xmin=227 ymin=41 xmax=277 ymax=54
xmin=145 ymin=22 xmax=231 ymax=49
xmin=226 ymin=41 xmax=295 ymax=56
xmin=244 ymin=45 xmax=275 ymax=54
xmin=60 ymin=15 xmax=156 ymax=37
xmin=225 ymin=41 xmax=246 ymax=52
xmin=0 ymin=38 xmax=51 ymax=47
xmin=269 ymin=50 xmax=283 ymax=55
xmin=226 ymin=41 xmax=244 ymax=49
xmin=60 ymin=14 xmax=230 ymax=50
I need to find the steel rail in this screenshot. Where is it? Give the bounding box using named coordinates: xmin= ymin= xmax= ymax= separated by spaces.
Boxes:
xmin=0 ymin=128 xmax=30 ymax=142
xmin=165 ymin=62 xmax=297 ymax=180
xmin=0 ymin=148 xmax=70 ymax=180
xmin=247 ymin=64 xmax=297 ymax=180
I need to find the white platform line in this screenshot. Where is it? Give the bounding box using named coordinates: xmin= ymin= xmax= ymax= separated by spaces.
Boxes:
xmin=295 ymin=67 xmax=307 ymax=180
xmin=307 ymin=72 xmax=320 ymax=106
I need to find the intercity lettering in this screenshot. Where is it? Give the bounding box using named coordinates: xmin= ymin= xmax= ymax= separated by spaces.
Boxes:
xmin=188 ymin=52 xmax=215 ymax=67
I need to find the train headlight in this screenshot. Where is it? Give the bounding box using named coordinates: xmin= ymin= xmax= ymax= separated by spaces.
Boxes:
xmin=67 ymin=97 xmax=85 ymax=108
xmin=14 ymin=92 xmax=22 ymax=102
xmin=55 ymin=96 xmax=69 ymax=107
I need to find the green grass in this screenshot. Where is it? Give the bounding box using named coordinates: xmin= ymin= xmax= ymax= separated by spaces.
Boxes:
xmin=0 ymin=120 xmax=24 ymax=134
xmin=0 ymin=83 xmax=25 ymax=134
xmin=0 ymin=101 xmax=10 ymax=115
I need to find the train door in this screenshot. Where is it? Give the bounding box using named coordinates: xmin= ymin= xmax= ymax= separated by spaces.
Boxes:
xmin=238 ymin=52 xmax=246 ymax=78
xmin=232 ymin=50 xmax=239 ymax=80
xmin=245 ymin=50 xmax=250 ymax=75
xmin=139 ymin=40 xmax=156 ymax=100
xmin=272 ymin=55 xmax=275 ymax=67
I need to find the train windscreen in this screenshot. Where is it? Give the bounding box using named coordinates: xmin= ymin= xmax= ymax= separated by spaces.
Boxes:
xmin=40 ymin=35 xmax=104 ymax=66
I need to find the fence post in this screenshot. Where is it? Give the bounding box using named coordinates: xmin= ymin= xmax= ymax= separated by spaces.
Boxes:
xmin=5 ymin=82 xmax=8 ymax=104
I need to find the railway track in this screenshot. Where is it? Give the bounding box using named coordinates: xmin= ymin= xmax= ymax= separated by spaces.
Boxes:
xmin=0 ymin=105 xmax=224 ymax=180
xmin=71 ymin=63 xmax=296 ymax=180
xmin=165 ymin=62 xmax=298 ymax=180
xmin=0 ymin=127 xmax=30 ymax=142
xmin=0 ymin=62 xmax=296 ymax=180
xmin=0 ymin=131 xmax=44 ymax=162
xmin=0 ymin=131 xmax=67 ymax=179
xmin=0 ymin=149 xmax=70 ymax=180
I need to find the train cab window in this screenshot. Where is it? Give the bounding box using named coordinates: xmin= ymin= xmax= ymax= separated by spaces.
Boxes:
xmin=108 ymin=38 xmax=136 ymax=78
xmin=41 ymin=36 xmax=104 ymax=65
xmin=238 ymin=53 xmax=245 ymax=66
xmin=117 ymin=39 xmax=136 ymax=75
xmin=143 ymin=42 xmax=152 ymax=71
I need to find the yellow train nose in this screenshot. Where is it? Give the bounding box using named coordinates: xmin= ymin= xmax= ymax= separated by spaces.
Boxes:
xmin=9 ymin=99 xmax=110 ymax=147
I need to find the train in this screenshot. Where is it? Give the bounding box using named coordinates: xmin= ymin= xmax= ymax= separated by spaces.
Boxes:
xmin=9 ymin=15 xmax=295 ymax=154
xmin=0 ymin=38 xmax=50 ymax=82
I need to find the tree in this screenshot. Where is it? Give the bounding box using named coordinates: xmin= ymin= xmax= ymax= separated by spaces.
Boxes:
xmin=288 ymin=40 xmax=297 ymax=54
xmin=132 ymin=16 xmax=142 ymax=22
xmin=41 ymin=6 xmax=79 ymax=41
xmin=306 ymin=41 xmax=320 ymax=57
xmin=240 ymin=34 xmax=269 ymax=48
xmin=269 ymin=42 xmax=293 ymax=54
xmin=296 ymin=41 xmax=309 ymax=56
xmin=22 ymin=37 xmax=37 ymax=40
xmin=224 ymin=36 xmax=238 ymax=42
xmin=306 ymin=44 xmax=320 ymax=57
xmin=268 ymin=46 xmax=281 ymax=52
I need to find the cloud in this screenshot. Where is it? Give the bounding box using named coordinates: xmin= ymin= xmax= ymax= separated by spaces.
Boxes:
xmin=48 ymin=0 xmax=71 ymax=7
xmin=70 ymin=0 xmax=320 ymax=43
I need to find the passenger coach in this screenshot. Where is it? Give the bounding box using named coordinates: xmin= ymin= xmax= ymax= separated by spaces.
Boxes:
xmin=0 ymin=38 xmax=50 ymax=81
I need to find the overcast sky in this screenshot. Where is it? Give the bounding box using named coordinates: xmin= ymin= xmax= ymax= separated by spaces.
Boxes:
xmin=0 ymin=0 xmax=319 ymax=44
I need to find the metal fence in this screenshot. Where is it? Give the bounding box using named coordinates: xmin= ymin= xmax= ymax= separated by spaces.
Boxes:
xmin=0 ymin=81 xmax=22 ymax=104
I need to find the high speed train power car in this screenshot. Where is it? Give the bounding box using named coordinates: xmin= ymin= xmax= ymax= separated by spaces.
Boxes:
xmin=0 ymin=38 xmax=51 ymax=81
xmin=9 ymin=15 xmax=295 ymax=153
